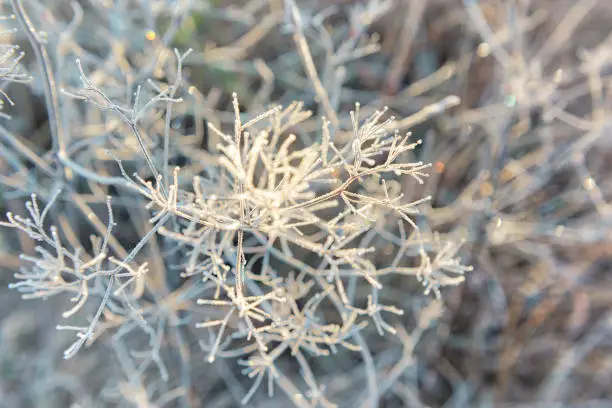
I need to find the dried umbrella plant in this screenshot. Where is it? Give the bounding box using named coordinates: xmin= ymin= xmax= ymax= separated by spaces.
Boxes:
xmin=0 ymin=0 xmax=472 ymax=407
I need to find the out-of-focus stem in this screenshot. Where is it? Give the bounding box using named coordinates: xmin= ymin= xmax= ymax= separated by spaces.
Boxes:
xmin=287 ymin=1 xmax=340 ymax=129
xmin=11 ymin=0 xmax=66 ymax=159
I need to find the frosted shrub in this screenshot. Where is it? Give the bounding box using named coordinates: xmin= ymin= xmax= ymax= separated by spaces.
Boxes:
xmin=0 ymin=0 xmax=472 ymax=406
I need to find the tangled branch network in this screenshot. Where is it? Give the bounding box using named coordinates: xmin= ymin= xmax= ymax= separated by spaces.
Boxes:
xmin=0 ymin=0 xmax=471 ymax=406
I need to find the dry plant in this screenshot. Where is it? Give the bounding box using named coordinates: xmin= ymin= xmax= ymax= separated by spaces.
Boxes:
xmin=1 ymin=0 xmax=611 ymax=407
xmin=0 ymin=0 xmax=469 ymax=407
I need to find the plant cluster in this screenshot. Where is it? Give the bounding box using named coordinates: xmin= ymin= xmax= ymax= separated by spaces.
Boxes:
xmin=1 ymin=0 xmax=611 ymax=407
xmin=0 ymin=0 xmax=470 ymax=407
